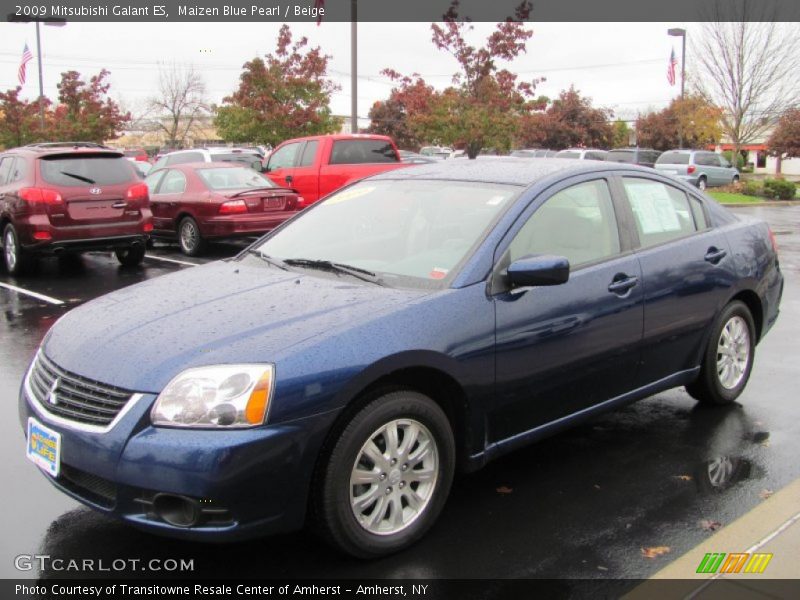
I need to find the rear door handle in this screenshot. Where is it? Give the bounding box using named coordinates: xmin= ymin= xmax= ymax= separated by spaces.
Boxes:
xmin=608 ymin=275 xmax=639 ymax=295
xmin=704 ymin=247 xmax=727 ymax=264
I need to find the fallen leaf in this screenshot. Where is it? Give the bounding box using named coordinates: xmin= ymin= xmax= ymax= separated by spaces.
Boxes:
xmin=672 ymin=475 xmax=692 ymax=481
xmin=593 ymin=484 xmax=601 ymax=490
xmin=641 ymin=546 xmax=671 ymax=559
xmin=760 ymin=489 xmax=774 ymax=500
xmin=699 ymin=519 xmax=722 ymax=532
xmin=496 ymin=486 xmax=513 ymax=494
xmin=597 ymin=565 xmax=608 ymax=571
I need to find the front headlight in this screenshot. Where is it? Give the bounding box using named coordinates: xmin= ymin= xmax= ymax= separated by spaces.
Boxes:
xmin=151 ymin=364 xmax=274 ymax=428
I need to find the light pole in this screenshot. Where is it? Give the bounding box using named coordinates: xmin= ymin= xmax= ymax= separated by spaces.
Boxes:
xmin=8 ymin=15 xmax=66 ymax=131
xmin=351 ymin=0 xmax=357 ymax=133
xmin=668 ymin=27 xmax=686 ymax=148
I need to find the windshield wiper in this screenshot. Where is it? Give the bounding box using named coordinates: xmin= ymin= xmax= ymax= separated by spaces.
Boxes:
xmin=246 ymin=249 xmax=289 ymax=270
xmin=283 ymin=258 xmax=386 ymax=286
xmin=60 ymin=171 xmax=96 ymax=184
xmin=230 ymin=187 xmax=276 ymax=198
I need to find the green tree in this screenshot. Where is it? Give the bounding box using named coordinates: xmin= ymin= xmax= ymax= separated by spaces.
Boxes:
xmin=215 ymin=25 xmax=341 ymax=145
xmin=612 ymin=119 xmax=630 ymax=148
xmin=0 ymin=87 xmax=46 ymax=148
xmin=51 ymin=69 xmax=130 ymax=142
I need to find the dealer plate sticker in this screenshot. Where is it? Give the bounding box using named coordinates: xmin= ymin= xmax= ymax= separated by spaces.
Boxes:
xmin=26 ymin=417 xmax=61 ymax=478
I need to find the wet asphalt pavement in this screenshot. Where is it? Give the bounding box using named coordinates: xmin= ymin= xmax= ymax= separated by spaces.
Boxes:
xmin=1 ymin=206 xmax=798 ymax=585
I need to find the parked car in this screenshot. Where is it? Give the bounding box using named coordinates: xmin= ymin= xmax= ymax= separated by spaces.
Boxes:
xmin=0 ymin=142 xmax=152 ymax=274
xmin=122 ymin=148 xmax=150 ymax=163
xmin=655 ymin=149 xmax=740 ymax=190
xmin=264 ymin=134 xmax=408 ymax=206
xmin=398 ymin=151 xmax=438 ymax=165
xmin=145 ymin=162 xmax=300 ymax=256
xmin=21 ymin=159 xmax=782 ymax=558
xmin=511 ymin=148 xmax=558 ymax=158
xmin=605 ymin=147 xmax=662 ymax=168
xmin=153 ymin=148 xmax=264 ymax=172
xmin=556 ymin=148 xmax=609 ymax=160
xmin=419 ymin=145 xmax=453 ymax=159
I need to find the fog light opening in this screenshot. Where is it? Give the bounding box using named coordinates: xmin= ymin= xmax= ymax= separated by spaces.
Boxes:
xmin=152 ymin=493 xmax=200 ymax=528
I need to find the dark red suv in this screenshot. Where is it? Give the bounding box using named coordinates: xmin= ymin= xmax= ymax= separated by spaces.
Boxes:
xmin=0 ymin=143 xmax=153 ymax=274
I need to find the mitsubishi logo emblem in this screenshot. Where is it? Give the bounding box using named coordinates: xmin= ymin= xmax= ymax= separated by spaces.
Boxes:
xmin=47 ymin=378 xmax=60 ymax=406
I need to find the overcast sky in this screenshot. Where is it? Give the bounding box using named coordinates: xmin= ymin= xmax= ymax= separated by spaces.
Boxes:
xmin=2 ymin=21 xmax=700 ymax=123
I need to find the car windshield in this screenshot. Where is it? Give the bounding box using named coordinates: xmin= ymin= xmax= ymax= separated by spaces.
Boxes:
xmin=606 ymin=150 xmax=635 ymax=163
xmin=198 ymin=167 xmax=276 ymax=190
xmin=656 ymin=151 xmax=690 ymax=165
xmin=251 ymin=179 xmax=519 ymax=286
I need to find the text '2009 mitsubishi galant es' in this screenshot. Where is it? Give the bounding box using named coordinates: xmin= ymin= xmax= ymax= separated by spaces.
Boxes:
xmin=21 ymin=159 xmax=782 ymax=557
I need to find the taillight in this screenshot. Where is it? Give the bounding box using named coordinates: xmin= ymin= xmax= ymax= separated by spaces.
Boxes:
xmin=19 ymin=187 xmax=63 ymax=205
xmin=143 ymin=222 xmax=154 ymax=233
xmin=219 ymin=200 xmax=247 ymax=215
xmin=768 ymin=227 xmax=779 ymax=255
xmin=126 ymin=183 xmax=149 ymax=202
xmin=32 ymin=231 xmax=52 ymax=241
xmin=295 ymin=196 xmax=305 ymax=209
xmin=687 ymin=165 xmax=696 ymax=174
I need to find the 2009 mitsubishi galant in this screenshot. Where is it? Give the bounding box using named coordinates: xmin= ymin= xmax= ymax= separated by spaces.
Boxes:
xmin=20 ymin=159 xmax=782 ymax=557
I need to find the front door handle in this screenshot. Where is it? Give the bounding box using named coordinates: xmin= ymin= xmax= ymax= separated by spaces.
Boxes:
xmin=704 ymin=247 xmax=727 ymax=264
xmin=608 ymin=275 xmax=639 ymax=295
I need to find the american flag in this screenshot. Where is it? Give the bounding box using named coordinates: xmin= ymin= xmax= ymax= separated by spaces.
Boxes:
xmin=18 ymin=43 xmax=33 ymax=86
xmin=667 ymin=47 xmax=678 ymax=86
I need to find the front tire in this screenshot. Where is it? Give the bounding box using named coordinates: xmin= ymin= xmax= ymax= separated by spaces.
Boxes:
xmin=314 ymin=390 xmax=455 ymax=558
xmin=3 ymin=224 xmax=33 ymax=276
xmin=687 ymin=301 xmax=755 ymax=405
xmin=178 ymin=217 xmax=205 ymax=256
xmin=115 ymin=244 xmax=146 ymax=267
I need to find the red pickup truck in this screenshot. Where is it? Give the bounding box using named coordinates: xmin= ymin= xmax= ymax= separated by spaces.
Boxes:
xmin=264 ymin=134 xmax=408 ymax=206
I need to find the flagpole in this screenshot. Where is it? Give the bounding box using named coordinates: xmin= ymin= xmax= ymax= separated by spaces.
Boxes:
xmin=350 ymin=0 xmax=357 ymax=133
xmin=35 ymin=20 xmax=45 ymax=131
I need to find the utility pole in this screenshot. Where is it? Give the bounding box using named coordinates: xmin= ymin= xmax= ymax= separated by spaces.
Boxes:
xmin=350 ymin=0 xmax=358 ymax=133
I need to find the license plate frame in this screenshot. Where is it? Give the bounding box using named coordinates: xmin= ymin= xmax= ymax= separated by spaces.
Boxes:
xmin=26 ymin=417 xmax=61 ymax=478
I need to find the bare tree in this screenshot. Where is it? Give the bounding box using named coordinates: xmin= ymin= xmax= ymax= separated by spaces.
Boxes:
xmin=148 ymin=64 xmax=209 ymax=148
xmin=692 ymin=2 xmax=800 ymax=161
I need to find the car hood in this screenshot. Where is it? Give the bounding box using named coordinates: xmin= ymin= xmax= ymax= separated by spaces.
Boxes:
xmin=43 ymin=260 xmax=423 ymax=393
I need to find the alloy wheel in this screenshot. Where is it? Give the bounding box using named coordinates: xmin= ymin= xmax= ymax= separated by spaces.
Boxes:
xmin=349 ymin=418 xmax=439 ymax=536
xmin=4 ymin=229 xmax=17 ymax=272
xmin=716 ymin=315 xmax=750 ymax=390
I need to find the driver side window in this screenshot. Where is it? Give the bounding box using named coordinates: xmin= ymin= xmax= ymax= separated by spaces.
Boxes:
xmin=508 ymin=179 xmax=621 ymax=269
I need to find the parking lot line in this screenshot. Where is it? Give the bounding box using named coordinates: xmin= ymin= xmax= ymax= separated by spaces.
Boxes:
xmin=0 ymin=282 xmax=65 ymax=305
xmin=144 ymin=254 xmax=199 ymax=267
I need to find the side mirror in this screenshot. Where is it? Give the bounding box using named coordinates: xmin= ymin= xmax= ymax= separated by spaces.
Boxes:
xmin=507 ymin=254 xmax=570 ymax=287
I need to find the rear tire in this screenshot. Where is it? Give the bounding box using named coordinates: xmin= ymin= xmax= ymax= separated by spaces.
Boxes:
xmin=313 ymin=390 xmax=455 ymax=558
xmin=115 ymin=245 xmax=146 ymax=267
xmin=732 ymin=174 xmax=740 ymax=185
xmin=697 ymin=176 xmax=708 ymax=191
xmin=178 ymin=217 xmax=205 ymax=256
xmin=686 ymin=301 xmax=755 ymax=406
xmin=3 ymin=224 xmax=33 ymax=276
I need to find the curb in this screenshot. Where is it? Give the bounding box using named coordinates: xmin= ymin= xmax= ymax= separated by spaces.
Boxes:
xmin=719 ymin=201 xmax=800 ymax=207
xmin=625 ymin=478 xmax=800 ymax=598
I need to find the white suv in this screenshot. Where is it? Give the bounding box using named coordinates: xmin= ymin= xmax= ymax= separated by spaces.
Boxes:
xmin=153 ymin=147 xmax=263 ymax=170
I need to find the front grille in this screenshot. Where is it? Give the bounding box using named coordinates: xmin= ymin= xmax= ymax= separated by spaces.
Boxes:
xmin=28 ymin=352 xmax=133 ymax=427
xmin=58 ymin=463 xmax=117 ymax=508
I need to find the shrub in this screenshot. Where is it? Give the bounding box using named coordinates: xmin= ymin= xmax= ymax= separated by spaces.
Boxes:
xmin=741 ymin=181 xmax=762 ymax=197
xmin=763 ymin=178 xmax=797 ymax=200
xmin=722 ymin=150 xmax=745 ymax=170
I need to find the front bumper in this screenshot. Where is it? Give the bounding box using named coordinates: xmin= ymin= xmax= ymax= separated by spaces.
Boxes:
xmin=19 ymin=367 xmax=338 ymax=541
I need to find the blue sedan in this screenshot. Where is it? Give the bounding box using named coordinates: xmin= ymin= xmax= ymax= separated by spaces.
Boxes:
xmin=20 ymin=159 xmax=783 ymax=557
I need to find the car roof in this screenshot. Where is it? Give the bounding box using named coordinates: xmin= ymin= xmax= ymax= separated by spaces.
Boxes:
xmin=368 ymin=157 xmax=652 ymax=187
xmin=280 ymin=133 xmax=394 ymax=143
xmin=5 ymin=143 xmax=124 ymax=158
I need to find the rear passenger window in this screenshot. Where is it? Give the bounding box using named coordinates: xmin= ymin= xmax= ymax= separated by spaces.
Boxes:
xmin=509 ymin=179 xmax=621 ymax=268
xmin=622 ymin=178 xmax=697 ymax=248
xmin=330 ymin=140 xmax=398 ymax=164
xmin=159 ymin=170 xmax=187 ymax=194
